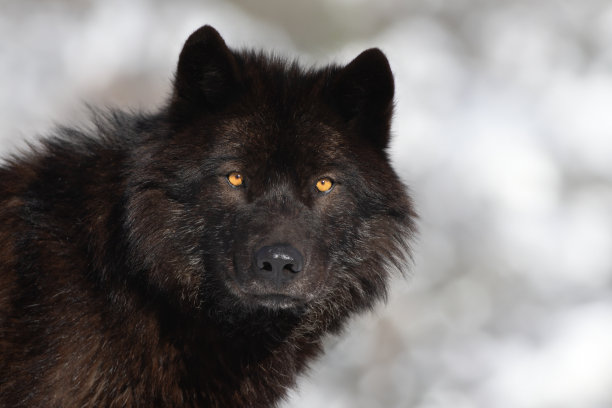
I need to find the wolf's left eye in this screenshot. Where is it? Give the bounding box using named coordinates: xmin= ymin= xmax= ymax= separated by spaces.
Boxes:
xmin=315 ymin=177 xmax=334 ymax=193
xmin=227 ymin=172 xmax=244 ymax=187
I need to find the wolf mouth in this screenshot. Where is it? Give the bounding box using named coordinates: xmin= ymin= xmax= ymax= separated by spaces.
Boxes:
xmin=223 ymin=265 xmax=307 ymax=309
xmin=248 ymin=293 xmax=307 ymax=310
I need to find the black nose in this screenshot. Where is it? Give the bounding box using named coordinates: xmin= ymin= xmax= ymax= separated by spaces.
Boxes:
xmin=254 ymin=245 xmax=304 ymax=284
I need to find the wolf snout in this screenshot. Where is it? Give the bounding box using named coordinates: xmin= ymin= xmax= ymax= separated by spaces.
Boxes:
xmin=253 ymin=244 xmax=304 ymax=284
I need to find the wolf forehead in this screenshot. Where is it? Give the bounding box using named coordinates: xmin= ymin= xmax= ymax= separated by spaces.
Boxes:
xmin=213 ymin=117 xmax=348 ymax=160
xmin=169 ymin=25 xmax=395 ymax=149
xmin=179 ymin=54 xmax=365 ymax=155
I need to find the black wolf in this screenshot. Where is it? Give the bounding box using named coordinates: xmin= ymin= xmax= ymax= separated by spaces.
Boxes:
xmin=0 ymin=25 xmax=415 ymax=407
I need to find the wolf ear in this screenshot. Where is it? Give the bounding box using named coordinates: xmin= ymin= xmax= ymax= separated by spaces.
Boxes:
xmin=328 ymin=48 xmax=395 ymax=150
xmin=172 ymin=25 xmax=240 ymax=110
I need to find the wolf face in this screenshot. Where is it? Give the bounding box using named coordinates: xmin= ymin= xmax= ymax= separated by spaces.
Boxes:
xmin=125 ymin=26 xmax=415 ymax=315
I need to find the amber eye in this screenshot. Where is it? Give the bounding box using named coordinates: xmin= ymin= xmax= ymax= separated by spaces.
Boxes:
xmin=315 ymin=177 xmax=334 ymax=193
xmin=227 ymin=172 xmax=244 ymax=187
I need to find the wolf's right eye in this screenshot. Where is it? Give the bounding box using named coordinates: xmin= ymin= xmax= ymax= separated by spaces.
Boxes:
xmin=227 ymin=172 xmax=244 ymax=187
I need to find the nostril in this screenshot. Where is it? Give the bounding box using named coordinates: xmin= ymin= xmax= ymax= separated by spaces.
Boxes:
xmin=261 ymin=261 xmax=273 ymax=272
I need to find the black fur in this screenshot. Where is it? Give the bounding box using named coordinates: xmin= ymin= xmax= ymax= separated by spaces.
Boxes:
xmin=0 ymin=25 xmax=416 ymax=407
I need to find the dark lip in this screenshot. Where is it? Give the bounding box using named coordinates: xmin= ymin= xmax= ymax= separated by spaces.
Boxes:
xmin=239 ymin=290 xmax=307 ymax=310
xmin=225 ymin=274 xmax=311 ymax=310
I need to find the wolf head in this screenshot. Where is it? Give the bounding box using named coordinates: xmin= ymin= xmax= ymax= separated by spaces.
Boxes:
xmin=125 ymin=25 xmax=415 ymax=322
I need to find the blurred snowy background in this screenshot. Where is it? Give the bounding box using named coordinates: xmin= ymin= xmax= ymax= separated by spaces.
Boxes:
xmin=1 ymin=0 xmax=611 ymax=407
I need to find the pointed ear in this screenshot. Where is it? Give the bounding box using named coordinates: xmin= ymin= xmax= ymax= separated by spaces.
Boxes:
xmin=172 ymin=25 xmax=240 ymax=110
xmin=328 ymin=48 xmax=395 ymax=149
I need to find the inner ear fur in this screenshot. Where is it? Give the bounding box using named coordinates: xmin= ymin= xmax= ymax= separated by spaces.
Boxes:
xmin=328 ymin=48 xmax=395 ymax=150
xmin=172 ymin=25 xmax=241 ymax=110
